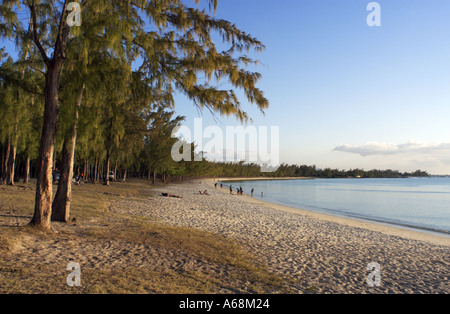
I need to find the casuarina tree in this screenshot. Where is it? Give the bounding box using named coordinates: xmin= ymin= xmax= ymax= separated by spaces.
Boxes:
xmin=0 ymin=0 xmax=268 ymax=231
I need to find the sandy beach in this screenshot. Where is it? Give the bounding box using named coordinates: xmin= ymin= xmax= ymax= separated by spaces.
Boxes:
xmin=115 ymin=179 xmax=450 ymax=294
xmin=1 ymin=179 xmax=449 ymax=294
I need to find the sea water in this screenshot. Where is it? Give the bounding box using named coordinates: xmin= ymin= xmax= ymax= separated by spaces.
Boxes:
xmin=224 ymin=177 xmax=450 ymax=235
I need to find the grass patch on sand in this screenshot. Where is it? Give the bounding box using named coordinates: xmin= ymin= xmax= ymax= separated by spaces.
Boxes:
xmin=0 ymin=179 xmax=297 ymax=294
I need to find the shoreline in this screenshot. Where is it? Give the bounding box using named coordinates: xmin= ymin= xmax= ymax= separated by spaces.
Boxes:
xmin=141 ymin=179 xmax=450 ymax=293
xmin=214 ymin=178 xmax=450 ymax=246
xmin=217 ymin=177 xmax=315 ymax=182
xmin=2 ymin=181 xmax=448 ymax=293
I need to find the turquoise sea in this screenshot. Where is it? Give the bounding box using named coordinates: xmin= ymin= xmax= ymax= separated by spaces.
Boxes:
xmin=223 ymin=177 xmax=450 ymax=235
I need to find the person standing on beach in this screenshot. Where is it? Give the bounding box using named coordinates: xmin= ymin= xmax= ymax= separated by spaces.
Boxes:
xmin=230 ymin=185 xmax=233 ymax=194
xmin=251 ymin=188 xmax=254 ymax=197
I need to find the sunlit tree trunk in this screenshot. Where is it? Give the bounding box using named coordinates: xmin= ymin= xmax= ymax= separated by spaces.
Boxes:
xmin=23 ymin=154 xmax=30 ymax=184
xmin=6 ymin=140 xmax=16 ymax=186
xmin=52 ymin=84 xmax=85 ymax=222
xmin=122 ymin=169 xmax=127 ymax=183
xmin=30 ymin=60 xmax=64 ymax=231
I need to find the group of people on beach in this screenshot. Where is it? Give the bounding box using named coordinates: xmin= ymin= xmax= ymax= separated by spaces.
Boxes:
xmin=223 ymin=184 xmax=253 ymax=197
xmin=161 ymin=181 xmax=257 ymax=199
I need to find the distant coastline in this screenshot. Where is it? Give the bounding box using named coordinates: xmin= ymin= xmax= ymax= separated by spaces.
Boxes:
xmin=217 ymin=177 xmax=315 ymax=182
xmin=216 ymin=175 xmax=430 ymax=182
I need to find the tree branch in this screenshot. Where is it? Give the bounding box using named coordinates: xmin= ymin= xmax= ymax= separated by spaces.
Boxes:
xmin=0 ymin=70 xmax=44 ymax=96
xmin=54 ymin=0 xmax=70 ymax=60
xmin=30 ymin=0 xmax=49 ymax=66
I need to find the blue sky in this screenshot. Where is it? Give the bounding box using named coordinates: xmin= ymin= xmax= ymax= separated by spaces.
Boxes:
xmin=175 ymin=0 xmax=450 ymax=174
xmin=2 ymin=1 xmax=450 ymax=174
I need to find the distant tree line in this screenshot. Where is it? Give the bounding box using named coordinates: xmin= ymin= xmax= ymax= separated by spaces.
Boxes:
xmin=0 ymin=147 xmax=429 ymax=189
xmin=135 ymin=160 xmax=428 ymax=179
xmin=259 ymin=164 xmax=429 ymax=179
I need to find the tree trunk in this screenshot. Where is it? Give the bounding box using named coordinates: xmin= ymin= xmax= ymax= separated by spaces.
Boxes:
xmin=30 ymin=60 xmax=63 ymax=231
xmin=52 ymin=84 xmax=84 ymax=222
xmin=122 ymin=168 xmax=127 ymax=183
xmin=0 ymin=143 xmax=3 ymax=181
xmin=84 ymin=160 xmax=88 ymax=179
xmin=94 ymin=159 xmax=99 ymax=184
xmin=6 ymin=142 xmax=17 ymax=186
xmin=51 ymin=138 xmax=72 ymax=222
xmin=1 ymin=138 xmax=10 ymax=184
xmin=23 ymin=154 xmax=30 ymax=184
xmin=104 ymin=154 xmax=111 ymax=186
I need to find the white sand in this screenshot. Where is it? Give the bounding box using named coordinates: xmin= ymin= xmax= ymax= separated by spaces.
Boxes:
xmin=118 ymin=179 xmax=450 ymax=294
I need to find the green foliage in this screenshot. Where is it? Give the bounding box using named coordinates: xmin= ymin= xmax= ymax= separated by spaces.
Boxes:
xmin=1 ymin=0 xmax=271 ymax=185
xmin=157 ymin=160 xmax=429 ymax=179
xmin=144 ymin=106 xmax=185 ymax=176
